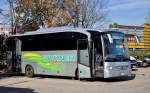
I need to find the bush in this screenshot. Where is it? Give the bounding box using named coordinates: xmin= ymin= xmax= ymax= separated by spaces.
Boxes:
xmin=129 ymin=51 xmax=149 ymax=60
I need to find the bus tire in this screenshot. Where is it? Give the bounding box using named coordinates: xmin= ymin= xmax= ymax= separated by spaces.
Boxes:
xmin=75 ymin=68 xmax=79 ymax=80
xmin=25 ymin=65 xmax=34 ymax=77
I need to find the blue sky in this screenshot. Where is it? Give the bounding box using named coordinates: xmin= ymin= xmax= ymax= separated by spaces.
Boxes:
xmin=0 ymin=0 xmax=8 ymax=10
xmin=0 ymin=0 xmax=150 ymax=27
xmin=107 ymin=0 xmax=150 ymax=26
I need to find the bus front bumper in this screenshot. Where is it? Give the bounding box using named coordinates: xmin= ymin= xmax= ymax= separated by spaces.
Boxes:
xmin=104 ymin=69 xmax=132 ymax=78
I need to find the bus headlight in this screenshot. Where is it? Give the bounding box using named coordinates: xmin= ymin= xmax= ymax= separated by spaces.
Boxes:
xmin=108 ymin=66 xmax=113 ymax=70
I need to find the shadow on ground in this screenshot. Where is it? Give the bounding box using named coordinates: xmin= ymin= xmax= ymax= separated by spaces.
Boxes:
xmin=132 ymin=68 xmax=138 ymax=71
xmin=34 ymin=73 xmax=136 ymax=83
xmin=0 ymin=74 xmax=11 ymax=79
xmin=83 ymin=74 xmax=136 ymax=82
xmin=0 ymin=72 xmax=136 ymax=83
xmin=0 ymin=73 xmax=24 ymax=80
xmin=0 ymin=86 xmax=36 ymax=93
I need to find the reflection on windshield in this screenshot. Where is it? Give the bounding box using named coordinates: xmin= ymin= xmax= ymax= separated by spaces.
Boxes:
xmin=103 ymin=32 xmax=129 ymax=62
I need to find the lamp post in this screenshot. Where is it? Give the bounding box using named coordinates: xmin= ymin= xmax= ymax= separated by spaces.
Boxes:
xmin=8 ymin=0 xmax=15 ymax=34
xmin=8 ymin=0 xmax=17 ymax=72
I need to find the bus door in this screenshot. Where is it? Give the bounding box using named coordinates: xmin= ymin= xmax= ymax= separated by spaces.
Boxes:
xmin=12 ymin=38 xmax=22 ymax=72
xmin=77 ymin=39 xmax=91 ymax=78
xmin=93 ymin=36 xmax=104 ymax=77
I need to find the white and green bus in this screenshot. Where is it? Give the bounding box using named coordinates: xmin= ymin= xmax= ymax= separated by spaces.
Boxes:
xmin=6 ymin=27 xmax=131 ymax=79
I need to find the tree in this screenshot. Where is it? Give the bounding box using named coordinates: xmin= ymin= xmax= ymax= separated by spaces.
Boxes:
xmin=0 ymin=7 xmax=10 ymax=27
xmin=78 ymin=0 xmax=108 ymax=28
xmin=109 ymin=22 xmax=118 ymax=28
xmin=4 ymin=0 xmax=108 ymax=32
xmin=44 ymin=0 xmax=71 ymax=27
xmin=13 ymin=0 xmax=72 ymax=32
xmin=45 ymin=0 xmax=109 ymax=28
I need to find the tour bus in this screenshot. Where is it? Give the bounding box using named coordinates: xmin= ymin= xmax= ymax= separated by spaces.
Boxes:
xmin=6 ymin=27 xmax=131 ymax=79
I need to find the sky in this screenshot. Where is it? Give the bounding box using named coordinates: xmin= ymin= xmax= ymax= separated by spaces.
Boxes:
xmin=0 ymin=0 xmax=150 ymax=27
xmin=107 ymin=0 xmax=150 ymax=26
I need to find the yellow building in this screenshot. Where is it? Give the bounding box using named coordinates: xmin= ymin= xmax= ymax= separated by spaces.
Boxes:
xmin=144 ymin=23 xmax=150 ymax=51
xmin=117 ymin=25 xmax=144 ymax=50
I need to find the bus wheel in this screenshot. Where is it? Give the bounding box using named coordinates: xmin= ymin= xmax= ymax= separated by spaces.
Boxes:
xmin=25 ymin=65 xmax=34 ymax=77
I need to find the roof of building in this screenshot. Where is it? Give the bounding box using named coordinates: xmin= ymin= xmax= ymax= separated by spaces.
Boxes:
xmin=118 ymin=25 xmax=144 ymax=30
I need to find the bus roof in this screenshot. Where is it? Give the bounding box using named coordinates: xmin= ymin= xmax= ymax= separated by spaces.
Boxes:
xmin=13 ymin=27 xmax=102 ymax=41
xmin=11 ymin=27 xmax=123 ymax=39
xmin=13 ymin=27 xmax=103 ymax=36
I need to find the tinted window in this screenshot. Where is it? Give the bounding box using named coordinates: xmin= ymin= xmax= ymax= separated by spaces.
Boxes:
xmin=20 ymin=32 xmax=88 ymax=51
xmin=77 ymin=40 xmax=88 ymax=50
xmin=22 ymin=38 xmax=78 ymax=51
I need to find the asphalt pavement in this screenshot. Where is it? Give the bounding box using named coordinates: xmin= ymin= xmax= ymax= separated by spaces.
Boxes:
xmin=0 ymin=68 xmax=150 ymax=93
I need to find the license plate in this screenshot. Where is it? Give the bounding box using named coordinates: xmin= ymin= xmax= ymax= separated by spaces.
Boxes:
xmin=121 ymin=73 xmax=125 ymax=76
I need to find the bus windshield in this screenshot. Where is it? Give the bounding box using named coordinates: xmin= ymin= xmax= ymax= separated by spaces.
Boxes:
xmin=103 ymin=32 xmax=129 ymax=62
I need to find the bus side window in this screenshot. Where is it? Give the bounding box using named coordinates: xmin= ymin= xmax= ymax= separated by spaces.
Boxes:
xmin=47 ymin=39 xmax=77 ymax=50
xmin=78 ymin=40 xmax=89 ymax=66
xmin=78 ymin=40 xmax=88 ymax=50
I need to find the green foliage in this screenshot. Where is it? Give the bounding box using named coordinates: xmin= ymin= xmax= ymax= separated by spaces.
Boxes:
xmin=109 ymin=22 xmax=118 ymax=28
xmin=129 ymin=51 xmax=150 ymax=60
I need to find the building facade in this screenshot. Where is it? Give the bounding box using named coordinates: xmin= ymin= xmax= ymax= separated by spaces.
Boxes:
xmin=117 ymin=25 xmax=144 ymax=50
xmin=144 ymin=23 xmax=150 ymax=50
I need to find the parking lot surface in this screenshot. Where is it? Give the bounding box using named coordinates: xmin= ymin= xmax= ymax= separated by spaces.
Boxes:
xmin=0 ymin=68 xmax=150 ymax=93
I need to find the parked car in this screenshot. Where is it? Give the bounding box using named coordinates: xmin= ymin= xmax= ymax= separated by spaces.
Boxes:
xmin=130 ymin=56 xmax=137 ymax=69
xmin=136 ymin=59 xmax=143 ymax=67
xmin=142 ymin=56 xmax=150 ymax=67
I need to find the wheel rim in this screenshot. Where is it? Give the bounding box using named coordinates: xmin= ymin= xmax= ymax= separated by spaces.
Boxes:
xmin=26 ymin=66 xmax=33 ymax=76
